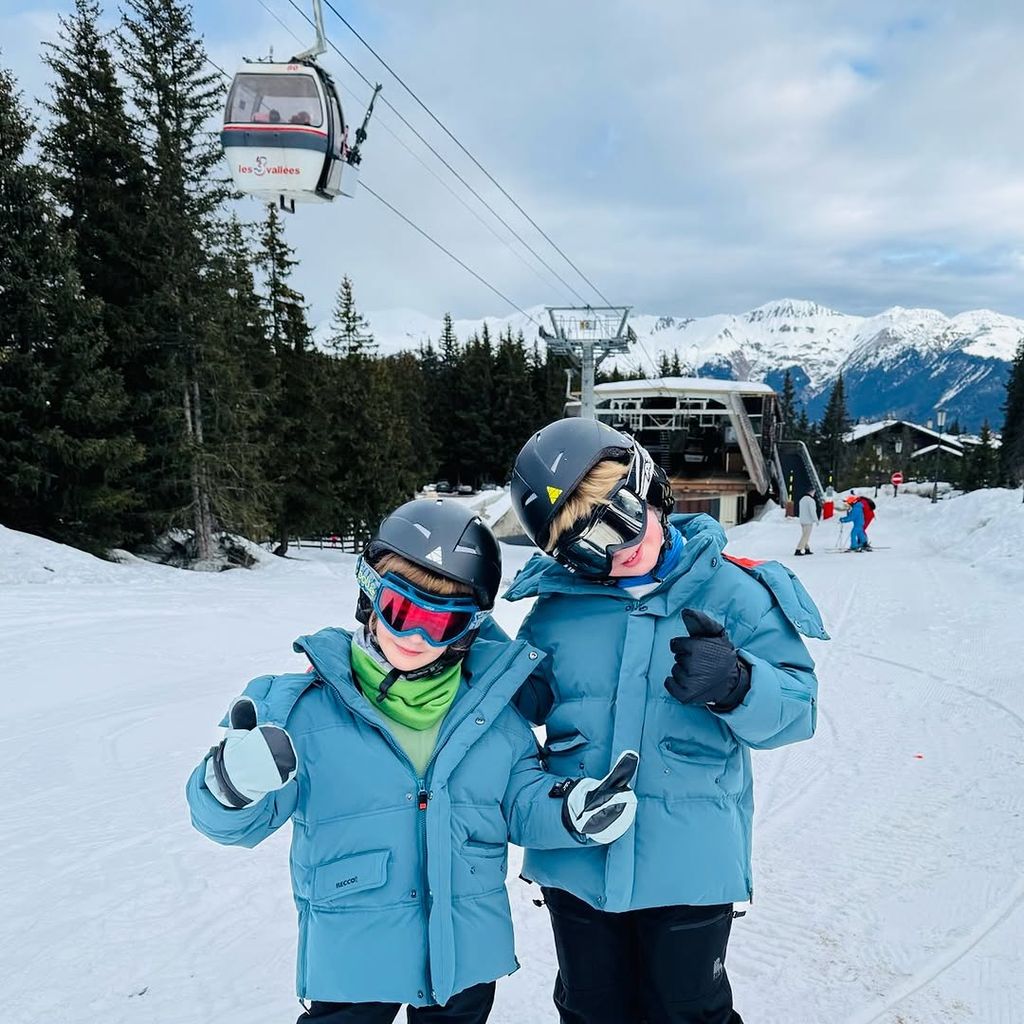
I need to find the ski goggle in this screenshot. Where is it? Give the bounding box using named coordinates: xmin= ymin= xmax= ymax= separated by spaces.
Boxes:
xmin=551 ymin=478 xmax=649 ymax=579
xmin=356 ymin=557 xmax=487 ymax=647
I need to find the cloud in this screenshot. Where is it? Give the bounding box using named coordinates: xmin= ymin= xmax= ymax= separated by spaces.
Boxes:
xmin=6 ymin=0 xmax=1024 ymax=326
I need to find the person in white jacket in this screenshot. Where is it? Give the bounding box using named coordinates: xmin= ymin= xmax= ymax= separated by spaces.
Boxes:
xmin=795 ymin=487 xmax=819 ymax=555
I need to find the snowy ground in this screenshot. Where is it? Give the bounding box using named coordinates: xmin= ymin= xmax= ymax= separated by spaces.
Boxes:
xmin=2 ymin=491 xmax=1022 ymax=1024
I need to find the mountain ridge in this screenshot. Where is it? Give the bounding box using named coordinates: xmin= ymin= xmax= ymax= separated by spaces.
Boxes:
xmin=317 ymin=299 xmax=1022 ymax=430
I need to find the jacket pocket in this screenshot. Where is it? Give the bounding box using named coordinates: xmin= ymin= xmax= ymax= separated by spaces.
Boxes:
xmin=660 ymin=738 xmax=728 ymax=771
xmin=544 ymin=731 xmax=588 ymax=755
xmin=311 ymin=849 xmax=390 ymax=908
xmin=464 ymin=839 xmax=506 ymax=859
xmin=659 ymin=739 xmax=734 ymax=798
xmin=542 ymin=730 xmax=589 ymax=772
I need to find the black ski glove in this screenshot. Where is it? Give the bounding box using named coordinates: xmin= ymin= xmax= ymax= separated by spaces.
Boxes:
xmin=665 ymin=609 xmax=751 ymax=712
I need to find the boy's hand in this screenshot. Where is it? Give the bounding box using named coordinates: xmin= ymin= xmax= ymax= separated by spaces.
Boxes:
xmin=204 ymin=697 xmax=298 ymax=809
xmin=665 ymin=609 xmax=751 ymax=712
xmin=557 ymin=750 xmax=640 ymax=845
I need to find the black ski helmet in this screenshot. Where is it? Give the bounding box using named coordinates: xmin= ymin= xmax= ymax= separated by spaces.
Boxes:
xmin=359 ymin=498 xmax=502 ymax=612
xmin=510 ymin=418 xmax=673 ymax=551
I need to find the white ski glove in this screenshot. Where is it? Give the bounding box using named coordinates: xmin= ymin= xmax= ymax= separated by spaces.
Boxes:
xmin=557 ymin=750 xmax=640 ymax=845
xmin=204 ymin=697 xmax=298 ymax=809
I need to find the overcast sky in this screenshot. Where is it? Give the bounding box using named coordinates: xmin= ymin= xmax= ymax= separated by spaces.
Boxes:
xmin=4 ymin=0 xmax=1024 ymax=327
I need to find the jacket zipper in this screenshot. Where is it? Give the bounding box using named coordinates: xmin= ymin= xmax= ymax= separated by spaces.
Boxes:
xmin=316 ymin=643 xmax=527 ymax=1004
xmin=297 ymin=898 xmax=310 ymax=996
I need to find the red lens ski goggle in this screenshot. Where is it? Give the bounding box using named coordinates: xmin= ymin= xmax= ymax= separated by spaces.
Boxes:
xmin=356 ymin=557 xmax=487 ymax=647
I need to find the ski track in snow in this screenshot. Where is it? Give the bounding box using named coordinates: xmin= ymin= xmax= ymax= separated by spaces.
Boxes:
xmin=2 ymin=495 xmax=1022 ymax=1023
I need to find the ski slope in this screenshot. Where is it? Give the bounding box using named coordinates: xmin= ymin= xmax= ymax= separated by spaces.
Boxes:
xmin=2 ymin=491 xmax=1022 ymax=1023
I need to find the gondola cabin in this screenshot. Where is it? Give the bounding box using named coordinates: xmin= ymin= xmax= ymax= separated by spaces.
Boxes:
xmin=222 ymin=60 xmax=356 ymax=206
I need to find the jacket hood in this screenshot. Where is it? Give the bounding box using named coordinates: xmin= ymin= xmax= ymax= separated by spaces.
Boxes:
xmin=504 ymin=513 xmax=726 ymax=602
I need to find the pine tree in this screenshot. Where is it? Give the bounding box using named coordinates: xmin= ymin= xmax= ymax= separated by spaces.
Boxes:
xmin=670 ymin=351 xmax=682 ymax=377
xmin=433 ymin=315 xmax=462 ymax=485
xmin=796 ymin=408 xmax=811 ymax=440
xmin=531 ymin=339 xmax=571 ymax=425
xmin=451 ymin=328 xmax=495 ymax=486
xmin=0 ymin=60 xmax=141 ymax=550
xmin=118 ymin=0 xmax=228 ymax=558
xmin=327 ymin=274 xmax=376 ymax=356
xmin=1000 ymin=338 xmax=1024 ymax=487
xmin=201 ymin=217 xmax=276 ymax=539
xmin=962 ymin=421 xmax=998 ymax=492
xmin=779 ymin=369 xmax=797 ymax=436
xmin=819 ymin=373 xmax=850 ymax=484
xmin=42 ymin=0 xmax=149 ymax=340
xmin=657 ymin=351 xmax=672 ymax=377
xmin=41 ymin=0 xmax=151 ymax=545
xmin=321 ymin=278 xmax=402 ymax=542
xmin=256 ymin=205 xmax=331 ymax=553
xmin=491 ymin=326 xmax=537 ymax=483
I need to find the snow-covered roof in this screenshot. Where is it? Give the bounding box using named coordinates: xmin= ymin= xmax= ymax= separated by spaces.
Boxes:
xmin=595 ymin=377 xmax=775 ymax=397
xmin=844 ymin=420 xmax=900 ymax=442
xmin=844 ymin=419 xmax=964 ymax=449
xmin=911 ymin=443 xmax=965 ymax=459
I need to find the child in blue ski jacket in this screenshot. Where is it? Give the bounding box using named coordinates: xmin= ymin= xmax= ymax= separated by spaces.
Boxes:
xmin=186 ymin=499 xmax=639 ymax=1024
xmin=507 ymin=419 xmax=828 ymax=1024
xmin=840 ymin=494 xmax=868 ymax=551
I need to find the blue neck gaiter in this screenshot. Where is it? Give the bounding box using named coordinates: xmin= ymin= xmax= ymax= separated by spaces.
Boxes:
xmin=616 ymin=523 xmax=683 ymax=588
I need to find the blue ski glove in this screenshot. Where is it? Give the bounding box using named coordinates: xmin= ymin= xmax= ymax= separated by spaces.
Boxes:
xmin=554 ymin=750 xmax=640 ymax=845
xmin=665 ymin=609 xmax=751 ymax=712
xmin=204 ymin=697 xmax=298 ymax=808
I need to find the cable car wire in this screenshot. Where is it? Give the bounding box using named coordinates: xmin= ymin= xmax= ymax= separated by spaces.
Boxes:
xmin=361 ymin=183 xmax=539 ymax=326
xmin=254 ymin=0 xmax=567 ymax=299
xmin=207 ymin=44 xmax=536 ymax=326
xmin=319 ymin=0 xmax=614 ymax=308
xmin=282 ymin=0 xmax=590 ymax=306
xmin=205 ymin=55 xmax=231 ymax=79
xmin=308 ymin=2 xmax=668 ymax=385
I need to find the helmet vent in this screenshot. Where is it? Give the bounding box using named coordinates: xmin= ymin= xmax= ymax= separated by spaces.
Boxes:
xmin=413 ymin=523 xmax=431 ymax=538
xmin=548 ymin=451 xmax=565 ymax=473
xmin=454 ymin=543 xmax=478 ymax=555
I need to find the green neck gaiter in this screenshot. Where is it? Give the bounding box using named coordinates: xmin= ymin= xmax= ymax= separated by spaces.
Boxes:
xmin=350 ymin=642 xmax=461 ymax=731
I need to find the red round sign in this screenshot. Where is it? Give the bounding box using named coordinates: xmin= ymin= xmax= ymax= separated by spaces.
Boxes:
xmin=891 ymin=471 xmax=904 ymax=485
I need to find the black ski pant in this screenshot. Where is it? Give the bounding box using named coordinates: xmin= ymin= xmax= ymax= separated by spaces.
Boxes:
xmin=296 ymin=981 xmax=495 ymax=1024
xmin=542 ymin=886 xmax=744 ymax=1024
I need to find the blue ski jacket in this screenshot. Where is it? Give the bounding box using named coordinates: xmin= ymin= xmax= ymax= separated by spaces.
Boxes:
xmin=839 ymin=501 xmax=865 ymax=528
xmin=186 ymin=627 xmax=578 ymax=1007
xmin=505 ymin=513 xmax=829 ymax=912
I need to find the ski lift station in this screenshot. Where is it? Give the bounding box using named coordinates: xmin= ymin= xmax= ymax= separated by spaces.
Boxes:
xmin=566 ymin=378 xmax=817 ymax=527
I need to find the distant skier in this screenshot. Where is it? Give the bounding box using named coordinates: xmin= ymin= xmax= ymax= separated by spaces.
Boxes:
xmin=185 ymin=499 xmax=638 ymax=1023
xmin=840 ymin=494 xmax=868 ymax=551
xmin=795 ymin=486 xmax=819 ymax=555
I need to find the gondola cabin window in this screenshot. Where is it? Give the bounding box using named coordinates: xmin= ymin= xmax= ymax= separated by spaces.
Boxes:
xmin=227 ymin=73 xmax=324 ymax=128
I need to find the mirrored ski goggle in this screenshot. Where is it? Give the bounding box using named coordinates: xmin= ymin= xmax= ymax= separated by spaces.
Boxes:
xmin=356 ymin=558 xmax=487 ymax=647
xmin=551 ymin=480 xmax=648 ymax=579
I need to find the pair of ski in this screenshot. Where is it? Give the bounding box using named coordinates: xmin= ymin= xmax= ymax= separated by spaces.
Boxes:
xmin=825 ymin=546 xmax=890 ymax=552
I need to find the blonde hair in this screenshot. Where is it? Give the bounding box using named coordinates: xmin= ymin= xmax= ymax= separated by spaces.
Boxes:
xmin=373 ymin=551 xmax=474 ymax=598
xmin=545 ymin=459 xmax=628 ymax=552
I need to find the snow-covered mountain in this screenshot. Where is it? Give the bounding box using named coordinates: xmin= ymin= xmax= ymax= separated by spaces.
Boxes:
xmin=323 ymin=299 xmax=1024 ymax=429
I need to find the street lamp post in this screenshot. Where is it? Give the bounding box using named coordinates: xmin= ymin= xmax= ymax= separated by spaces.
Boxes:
xmin=931 ymin=407 xmax=947 ymax=503
xmin=894 ymin=438 xmax=903 ymax=497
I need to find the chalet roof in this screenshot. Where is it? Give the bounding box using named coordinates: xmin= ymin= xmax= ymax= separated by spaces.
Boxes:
xmin=596 ymin=377 xmax=775 ymax=398
xmin=844 ymin=419 xmax=964 ymax=450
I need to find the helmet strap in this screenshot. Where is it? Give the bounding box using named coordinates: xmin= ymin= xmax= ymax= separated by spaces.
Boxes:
xmin=360 ymin=622 xmax=473 ymax=682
